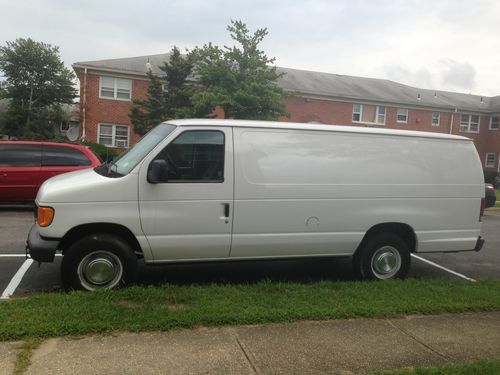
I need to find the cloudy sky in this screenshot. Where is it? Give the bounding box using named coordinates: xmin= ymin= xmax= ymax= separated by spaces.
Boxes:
xmin=1 ymin=0 xmax=499 ymax=96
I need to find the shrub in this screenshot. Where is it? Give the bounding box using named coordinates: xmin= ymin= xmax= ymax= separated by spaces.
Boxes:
xmin=484 ymin=170 xmax=499 ymax=184
xmin=81 ymin=140 xmax=117 ymax=162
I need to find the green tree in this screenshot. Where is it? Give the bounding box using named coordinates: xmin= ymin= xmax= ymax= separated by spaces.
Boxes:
xmin=129 ymin=46 xmax=203 ymax=136
xmin=190 ymin=20 xmax=289 ymax=120
xmin=129 ymin=70 xmax=166 ymax=136
xmin=0 ymin=81 xmax=6 ymax=99
xmin=0 ymin=38 xmax=76 ymax=138
xmin=162 ymin=47 xmax=203 ymax=118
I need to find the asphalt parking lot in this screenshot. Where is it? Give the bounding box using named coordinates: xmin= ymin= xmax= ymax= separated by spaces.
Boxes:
xmin=1 ymin=207 xmax=499 ymax=298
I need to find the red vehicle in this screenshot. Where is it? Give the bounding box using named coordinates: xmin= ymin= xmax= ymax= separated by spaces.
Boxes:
xmin=0 ymin=141 xmax=101 ymax=203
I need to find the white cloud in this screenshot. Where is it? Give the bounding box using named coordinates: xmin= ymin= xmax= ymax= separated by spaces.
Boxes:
xmin=440 ymin=60 xmax=476 ymax=92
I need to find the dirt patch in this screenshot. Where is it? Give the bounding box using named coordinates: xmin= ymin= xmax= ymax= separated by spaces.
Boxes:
xmin=163 ymin=303 xmax=188 ymax=311
xmin=118 ymin=300 xmax=143 ymax=309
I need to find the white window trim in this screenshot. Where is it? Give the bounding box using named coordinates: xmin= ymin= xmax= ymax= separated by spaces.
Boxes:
xmin=459 ymin=114 xmax=480 ymax=134
xmin=352 ymin=103 xmax=386 ymax=126
xmin=485 ymin=153 xmax=496 ymax=168
xmin=432 ymin=112 xmax=440 ymax=127
xmin=489 ymin=115 xmax=499 ymax=130
xmin=99 ymin=76 xmax=132 ymax=101
xmin=396 ymin=108 xmax=408 ymax=124
xmin=97 ymin=123 xmax=130 ymax=148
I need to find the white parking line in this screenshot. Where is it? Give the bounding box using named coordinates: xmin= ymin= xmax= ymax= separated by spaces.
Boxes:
xmin=1 ymin=258 xmax=34 ymax=299
xmin=411 ymin=254 xmax=476 ymax=282
xmin=0 ymin=254 xmax=62 ymax=257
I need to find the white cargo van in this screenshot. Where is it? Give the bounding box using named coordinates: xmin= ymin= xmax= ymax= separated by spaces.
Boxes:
xmin=27 ymin=119 xmax=485 ymax=290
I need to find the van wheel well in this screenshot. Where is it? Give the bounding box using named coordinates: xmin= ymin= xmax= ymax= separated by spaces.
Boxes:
xmin=356 ymin=223 xmax=416 ymax=255
xmin=58 ymin=224 xmax=143 ymax=258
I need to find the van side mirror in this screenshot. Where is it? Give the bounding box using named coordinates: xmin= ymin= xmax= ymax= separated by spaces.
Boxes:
xmin=147 ymin=159 xmax=169 ymax=183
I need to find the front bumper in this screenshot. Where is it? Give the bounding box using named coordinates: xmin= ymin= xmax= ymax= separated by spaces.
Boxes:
xmin=26 ymin=224 xmax=60 ymax=263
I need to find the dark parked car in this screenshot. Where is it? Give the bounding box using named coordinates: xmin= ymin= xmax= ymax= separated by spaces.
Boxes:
xmin=485 ymin=183 xmax=497 ymax=208
xmin=0 ymin=141 xmax=101 ymax=203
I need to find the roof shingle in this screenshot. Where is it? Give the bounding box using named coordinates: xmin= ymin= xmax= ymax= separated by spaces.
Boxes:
xmin=74 ymin=54 xmax=499 ymax=112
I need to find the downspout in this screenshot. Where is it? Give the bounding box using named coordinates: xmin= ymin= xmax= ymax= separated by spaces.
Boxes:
xmin=81 ymin=68 xmax=87 ymax=140
xmin=449 ymin=107 xmax=457 ymax=134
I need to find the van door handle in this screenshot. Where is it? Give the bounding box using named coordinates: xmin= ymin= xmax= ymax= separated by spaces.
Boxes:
xmin=220 ymin=203 xmax=230 ymax=223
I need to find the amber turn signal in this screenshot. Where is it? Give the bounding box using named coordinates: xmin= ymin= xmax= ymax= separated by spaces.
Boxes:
xmin=37 ymin=206 xmax=55 ymax=227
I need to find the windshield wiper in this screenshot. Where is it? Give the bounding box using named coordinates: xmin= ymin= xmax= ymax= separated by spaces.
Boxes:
xmin=107 ymin=160 xmax=117 ymax=173
xmin=105 ymin=160 xmax=123 ymax=177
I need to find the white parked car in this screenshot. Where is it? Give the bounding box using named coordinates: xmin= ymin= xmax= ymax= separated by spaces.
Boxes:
xmin=27 ymin=119 xmax=485 ymax=290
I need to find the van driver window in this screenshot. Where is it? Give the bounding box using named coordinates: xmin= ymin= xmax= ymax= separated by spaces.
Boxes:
xmin=155 ymin=131 xmax=224 ymax=182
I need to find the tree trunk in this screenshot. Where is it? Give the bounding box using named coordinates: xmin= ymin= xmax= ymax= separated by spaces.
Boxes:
xmin=25 ymin=83 xmax=34 ymax=130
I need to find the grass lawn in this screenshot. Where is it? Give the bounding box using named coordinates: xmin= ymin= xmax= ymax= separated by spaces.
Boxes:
xmin=373 ymin=358 xmax=500 ymax=374
xmin=1 ymin=278 xmax=500 ymax=341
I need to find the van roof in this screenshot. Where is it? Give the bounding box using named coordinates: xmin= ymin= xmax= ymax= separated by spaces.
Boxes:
xmin=166 ymin=119 xmax=471 ymax=141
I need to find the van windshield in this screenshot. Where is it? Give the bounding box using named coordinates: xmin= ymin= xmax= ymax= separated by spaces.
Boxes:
xmin=96 ymin=123 xmax=176 ymax=177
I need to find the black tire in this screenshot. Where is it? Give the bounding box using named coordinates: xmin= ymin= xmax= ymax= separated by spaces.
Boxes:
xmin=61 ymin=233 xmax=137 ymax=291
xmin=353 ymin=233 xmax=411 ymax=280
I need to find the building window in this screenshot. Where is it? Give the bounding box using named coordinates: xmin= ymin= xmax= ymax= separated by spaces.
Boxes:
xmin=460 ymin=114 xmax=480 ymax=133
xmin=60 ymin=122 xmax=70 ymax=133
xmin=490 ymin=116 xmax=499 ymax=130
xmin=377 ymin=106 xmax=386 ymax=124
xmin=352 ymin=104 xmax=361 ymax=122
xmin=396 ymin=108 xmax=408 ymax=123
xmin=485 ymin=153 xmax=496 ymax=168
xmin=99 ymin=76 xmax=132 ymax=100
xmin=432 ymin=112 xmax=440 ymax=127
xmin=352 ymin=104 xmax=386 ymax=125
xmin=59 ymin=120 xmax=78 ymax=134
xmin=98 ymin=124 xmax=130 ymax=148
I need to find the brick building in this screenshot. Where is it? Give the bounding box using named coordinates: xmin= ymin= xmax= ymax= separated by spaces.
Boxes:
xmin=73 ymin=53 xmax=500 ymax=172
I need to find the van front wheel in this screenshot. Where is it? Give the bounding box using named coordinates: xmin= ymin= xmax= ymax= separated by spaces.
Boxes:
xmin=61 ymin=234 xmax=137 ymax=291
xmin=353 ymin=233 xmax=410 ymax=280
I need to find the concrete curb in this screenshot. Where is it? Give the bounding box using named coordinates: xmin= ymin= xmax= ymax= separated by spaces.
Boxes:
xmin=15 ymin=311 xmax=500 ymax=374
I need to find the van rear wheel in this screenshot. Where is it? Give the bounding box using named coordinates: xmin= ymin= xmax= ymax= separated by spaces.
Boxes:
xmin=353 ymin=233 xmax=410 ymax=280
xmin=61 ymin=233 xmax=137 ymax=291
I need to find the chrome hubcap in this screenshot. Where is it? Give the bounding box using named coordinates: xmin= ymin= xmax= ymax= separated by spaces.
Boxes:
xmin=371 ymin=246 xmax=401 ymax=279
xmin=77 ymin=251 xmax=123 ymax=290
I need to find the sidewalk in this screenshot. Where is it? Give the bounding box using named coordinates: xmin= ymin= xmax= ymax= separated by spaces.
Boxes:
xmin=4 ymin=312 xmax=500 ymax=374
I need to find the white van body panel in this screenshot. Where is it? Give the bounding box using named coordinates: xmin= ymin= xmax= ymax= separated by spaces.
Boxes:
xmin=37 ymin=168 xmax=137 ymax=204
xmin=36 ymin=169 xmax=154 ymax=260
xmin=137 ymin=126 xmax=234 ymax=261
xmin=230 ymin=127 xmax=482 ymax=257
xmin=33 ymin=119 xmax=484 ymax=266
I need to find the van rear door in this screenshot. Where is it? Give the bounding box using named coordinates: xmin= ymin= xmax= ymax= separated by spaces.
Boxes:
xmin=138 ymin=127 xmax=234 ymax=261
